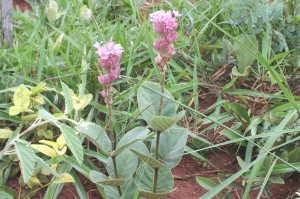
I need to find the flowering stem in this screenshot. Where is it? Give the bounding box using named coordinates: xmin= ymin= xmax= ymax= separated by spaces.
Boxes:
xmin=153 ymin=131 xmax=161 ymax=193
xmin=159 ymin=69 xmax=166 ymax=115
xmin=106 ymin=85 xmax=122 ymax=196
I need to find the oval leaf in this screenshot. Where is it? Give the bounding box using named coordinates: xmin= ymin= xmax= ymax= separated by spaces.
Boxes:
xmin=130 ymin=149 xmax=165 ymax=168
xmin=54 ymin=173 xmax=75 ymax=184
xmin=107 ymin=149 xmax=138 ymax=180
xmin=150 ymin=116 xmax=176 ymax=132
xmin=151 ymin=126 xmax=188 ymax=169
xmin=59 ymin=124 xmax=83 ymax=163
xmin=137 ymin=81 xmax=176 ymax=124
xmin=112 ymin=127 xmax=149 ymax=156
xmin=75 ymin=120 xmax=112 ymax=155
xmin=196 ymin=177 xmax=218 ymax=191
xmin=135 ymin=164 xmax=173 ymax=194
xmin=15 ymin=141 xmax=37 ymax=183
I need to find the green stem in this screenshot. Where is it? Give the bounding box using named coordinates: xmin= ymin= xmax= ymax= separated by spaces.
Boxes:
xmin=112 ymin=156 xmax=123 ymax=196
xmin=106 ymin=85 xmax=122 ymax=196
xmin=159 ymin=70 xmax=165 ymax=115
xmin=153 ymin=131 xmax=161 ymax=193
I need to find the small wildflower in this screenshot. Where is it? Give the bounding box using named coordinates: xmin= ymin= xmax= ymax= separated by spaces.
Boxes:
xmin=150 ymin=10 xmax=179 ymax=71
xmin=94 ymin=40 xmax=123 ymax=104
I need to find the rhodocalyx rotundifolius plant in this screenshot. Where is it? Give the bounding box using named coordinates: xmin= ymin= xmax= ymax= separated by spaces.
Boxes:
xmin=74 ymin=10 xmax=188 ymax=199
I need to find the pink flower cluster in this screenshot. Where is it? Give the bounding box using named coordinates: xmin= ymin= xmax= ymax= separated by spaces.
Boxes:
xmin=93 ymin=40 xmax=123 ymax=103
xmin=93 ymin=41 xmax=123 ymax=86
xmin=150 ymin=10 xmax=179 ymax=67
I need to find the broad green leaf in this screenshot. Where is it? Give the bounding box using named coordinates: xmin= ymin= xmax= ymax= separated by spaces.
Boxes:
xmin=90 ymin=170 xmax=107 ymax=183
xmin=75 ymin=120 xmax=112 ymax=155
xmin=135 ymin=164 xmax=173 ymax=196
xmin=61 ymin=82 xmax=73 ymax=114
xmin=130 ymin=149 xmax=165 ymax=168
xmin=150 ymin=116 xmax=175 ymax=132
xmin=59 ymin=124 xmax=83 ymax=163
xmin=90 ymin=170 xmax=126 ymax=186
xmin=53 ymin=173 xmax=75 ymax=184
xmin=231 ymin=66 xmax=252 ymax=77
xmin=139 ymin=190 xmax=173 ymax=199
xmin=151 ymin=126 xmax=188 ymax=169
xmin=137 ymin=81 xmax=176 ymax=124
xmin=233 ymin=34 xmax=258 ymax=72
xmin=230 ymin=102 xmax=250 ymax=127
xmin=0 ymin=129 xmax=13 ymax=139
xmin=112 ymin=127 xmax=149 ymax=156
xmin=38 ymin=109 xmax=55 ymax=120
xmin=196 ymin=177 xmax=218 ymax=190
xmin=269 ymin=177 xmax=285 ymax=184
xmin=35 ymin=156 xmax=58 ymax=176
xmin=107 ymin=149 xmax=138 ymax=180
xmin=0 ymin=191 xmax=13 ymax=199
xmin=15 ymin=141 xmax=36 ymax=183
xmin=288 ymin=147 xmax=300 ymax=163
xmin=31 ymin=144 xmax=57 ymax=157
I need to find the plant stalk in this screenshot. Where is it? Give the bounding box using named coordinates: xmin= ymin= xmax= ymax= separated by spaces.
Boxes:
xmin=153 ymin=131 xmax=161 ymax=193
xmin=159 ymin=70 xmax=165 ymax=115
xmin=106 ymin=85 xmax=122 ymax=196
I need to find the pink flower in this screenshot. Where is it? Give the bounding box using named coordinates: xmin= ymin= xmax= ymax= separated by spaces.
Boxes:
xmin=94 ymin=40 xmax=123 ymax=85
xmin=150 ymin=10 xmax=179 ymax=64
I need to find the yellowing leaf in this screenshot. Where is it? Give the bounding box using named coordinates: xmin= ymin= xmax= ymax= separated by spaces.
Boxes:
xmin=32 ymin=95 xmax=45 ymax=105
xmin=39 ymin=140 xmax=57 ymax=148
xmin=13 ymin=85 xmax=32 ymax=109
xmin=53 ymin=173 xmax=74 ymax=184
xmin=0 ymin=129 xmax=13 ymax=139
xmin=27 ymin=177 xmax=43 ymax=188
xmin=73 ymin=94 xmax=92 ymax=111
xmin=9 ymin=106 xmax=22 ymax=116
xmin=31 ymin=82 xmax=47 ymax=94
xmin=56 ymin=146 xmax=67 ymax=155
xmin=56 ymin=134 xmax=66 ymax=150
xmin=31 ymin=144 xmax=57 ymax=158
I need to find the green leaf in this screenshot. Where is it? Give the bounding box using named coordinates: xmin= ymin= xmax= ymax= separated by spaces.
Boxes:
xmin=59 ymin=124 xmax=83 ymax=163
xmin=288 ymin=147 xmax=300 ymax=163
xmin=0 ymin=129 xmax=13 ymax=139
xmin=233 ymin=34 xmax=258 ymax=72
xmin=38 ymin=109 xmax=55 ymax=120
xmin=130 ymin=149 xmax=165 ymax=168
xmin=53 ymin=173 xmax=75 ymax=184
xmin=112 ymin=127 xmax=149 ymax=156
xmin=135 ymin=164 xmax=173 ymax=196
xmin=73 ymin=93 xmax=93 ymax=111
xmin=15 ymin=141 xmax=36 ymax=183
xmin=231 ymin=66 xmax=252 ymax=77
xmin=230 ymin=102 xmax=250 ymax=127
xmin=75 ymin=120 xmax=112 ymax=155
xmin=151 ymin=126 xmax=188 ymax=169
xmin=61 ymin=82 xmax=73 ymax=114
xmin=0 ymin=191 xmax=13 ymax=199
xmin=139 ymin=190 xmax=173 ymax=199
xmin=137 ymin=81 xmax=176 ymax=124
xmin=196 ymin=177 xmax=218 ymax=190
xmin=107 ymin=149 xmax=138 ymax=180
xmin=90 ymin=170 xmax=126 ymax=186
xmin=150 ymin=116 xmax=176 ymax=132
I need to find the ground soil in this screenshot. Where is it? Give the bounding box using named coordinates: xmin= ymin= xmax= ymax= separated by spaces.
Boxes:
xmin=6 ymin=1 xmax=300 ymax=199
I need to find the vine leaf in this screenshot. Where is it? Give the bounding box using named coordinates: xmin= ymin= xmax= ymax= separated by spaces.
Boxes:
xmin=59 ymin=124 xmax=83 ymax=163
xmin=15 ymin=141 xmax=37 ymax=183
xmin=61 ymin=82 xmax=73 ymax=114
